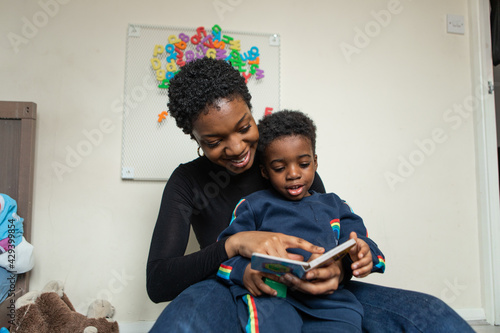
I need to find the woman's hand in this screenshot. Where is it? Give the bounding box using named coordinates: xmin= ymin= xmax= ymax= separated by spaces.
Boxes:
xmin=278 ymin=258 xmax=344 ymax=295
xmin=225 ymin=231 xmax=324 ymax=259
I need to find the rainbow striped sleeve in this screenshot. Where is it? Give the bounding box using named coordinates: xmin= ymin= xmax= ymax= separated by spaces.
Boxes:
xmin=229 ymin=199 xmax=246 ymax=225
xmin=330 ymin=219 xmax=340 ymax=238
xmin=243 ymin=294 xmax=259 ymax=333
xmin=217 ymin=264 xmax=232 ymax=280
xmin=342 ymin=200 xmax=354 ymax=213
xmin=375 ymin=255 xmax=386 ymax=273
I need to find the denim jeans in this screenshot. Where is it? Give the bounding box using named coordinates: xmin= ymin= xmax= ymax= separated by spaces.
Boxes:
xmin=150 ymin=277 xmax=240 ymax=332
xmin=344 ymin=281 xmax=474 ymax=333
xmin=149 ymin=277 xmax=474 ymax=333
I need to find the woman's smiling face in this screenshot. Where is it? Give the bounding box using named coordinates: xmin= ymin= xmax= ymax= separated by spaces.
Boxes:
xmin=191 ymin=97 xmax=259 ymax=174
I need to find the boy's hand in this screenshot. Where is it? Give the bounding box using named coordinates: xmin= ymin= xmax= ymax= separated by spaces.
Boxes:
xmin=242 ymin=263 xmax=278 ymax=297
xmin=348 ymin=231 xmax=373 ymax=278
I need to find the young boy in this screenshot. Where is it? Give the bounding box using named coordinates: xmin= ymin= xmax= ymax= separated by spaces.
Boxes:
xmin=217 ymin=110 xmax=385 ymax=332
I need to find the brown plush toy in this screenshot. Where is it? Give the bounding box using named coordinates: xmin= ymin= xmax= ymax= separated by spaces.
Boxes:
xmin=10 ymin=281 xmax=119 ymax=333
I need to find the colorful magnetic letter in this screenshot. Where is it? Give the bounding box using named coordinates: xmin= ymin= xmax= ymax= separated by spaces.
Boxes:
xmin=206 ymin=48 xmax=216 ymax=59
xmin=151 ymin=58 xmax=161 ymax=70
xmin=153 ymin=44 xmax=164 ymax=56
xmin=158 ymin=111 xmax=168 ymax=123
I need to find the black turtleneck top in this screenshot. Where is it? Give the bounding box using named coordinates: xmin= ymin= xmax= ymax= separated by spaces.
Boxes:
xmin=146 ymin=155 xmax=325 ymax=303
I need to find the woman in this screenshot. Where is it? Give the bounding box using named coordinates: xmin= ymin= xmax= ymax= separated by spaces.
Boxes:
xmin=147 ymin=58 xmax=473 ymax=332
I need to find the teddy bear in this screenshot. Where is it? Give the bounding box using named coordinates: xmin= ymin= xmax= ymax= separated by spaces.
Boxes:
xmin=9 ymin=280 xmax=119 ymax=333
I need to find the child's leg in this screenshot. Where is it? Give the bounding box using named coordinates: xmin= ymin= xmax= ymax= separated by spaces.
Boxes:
xmin=236 ymin=294 xmax=302 ymax=333
xmin=301 ymin=312 xmax=362 ymax=333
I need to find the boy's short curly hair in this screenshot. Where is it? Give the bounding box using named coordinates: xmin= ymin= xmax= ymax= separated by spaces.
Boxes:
xmin=257 ymin=110 xmax=317 ymax=156
xmin=167 ymin=58 xmax=252 ymax=135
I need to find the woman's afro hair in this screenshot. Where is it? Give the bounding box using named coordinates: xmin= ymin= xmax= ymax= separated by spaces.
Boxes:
xmin=167 ymin=58 xmax=252 ymax=135
xmin=257 ymin=110 xmax=317 ymax=155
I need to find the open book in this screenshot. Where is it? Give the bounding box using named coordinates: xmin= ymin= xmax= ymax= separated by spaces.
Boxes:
xmin=251 ymin=238 xmax=356 ymax=279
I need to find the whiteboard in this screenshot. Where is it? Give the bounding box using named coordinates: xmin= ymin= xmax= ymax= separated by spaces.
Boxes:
xmin=121 ymin=24 xmax=281 ymax=181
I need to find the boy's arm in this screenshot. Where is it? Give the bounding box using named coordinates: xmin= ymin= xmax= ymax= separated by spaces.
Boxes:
xmin=337 ymin=198 xmax=385 ymax=274
xmin=216 ymin=199 xmax=257 ymax=287
xmin=217 ymin=256 xmax=250 ymax=287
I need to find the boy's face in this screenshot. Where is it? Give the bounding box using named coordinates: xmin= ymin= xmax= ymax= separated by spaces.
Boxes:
xmin=260 ymin=135 xmax=318 ymax=201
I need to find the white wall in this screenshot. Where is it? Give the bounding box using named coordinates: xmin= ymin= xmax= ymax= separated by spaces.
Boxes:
xmin=0 ymin=0 xmax=482 ymax=324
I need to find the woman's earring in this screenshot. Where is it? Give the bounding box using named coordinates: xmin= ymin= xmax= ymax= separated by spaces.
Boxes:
xmin=197 ymin=146 xmax=203 ymax=157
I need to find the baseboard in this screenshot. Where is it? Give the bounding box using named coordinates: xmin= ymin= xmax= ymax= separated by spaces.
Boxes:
xmin=118 ymin=321 xmax=155 ymax=333
xmin=455 ymin=308 xmax=486 ymax=322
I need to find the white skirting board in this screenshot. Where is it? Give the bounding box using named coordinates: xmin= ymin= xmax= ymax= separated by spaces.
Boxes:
xmin=456 ymin=308 xmax=487 ymax=322
xmin=118 ymin=309 xmax=484 ymax=332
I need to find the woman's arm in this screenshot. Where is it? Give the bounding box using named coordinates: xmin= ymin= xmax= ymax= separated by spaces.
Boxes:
xmin=146 ymin=167 xmax=230 ymax=303
xmin=147 ymin=169 xmax=333 ymax=302
xmin=147 ymin=198 xmax=324 ymax=302
xmin=147 ymin=240 xmax=228 ymax=302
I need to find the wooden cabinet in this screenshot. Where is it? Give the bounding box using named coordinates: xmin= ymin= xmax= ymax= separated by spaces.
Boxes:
xmin=0 ymin=101 xmax=36 ymax=329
